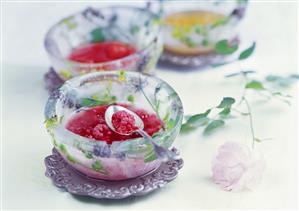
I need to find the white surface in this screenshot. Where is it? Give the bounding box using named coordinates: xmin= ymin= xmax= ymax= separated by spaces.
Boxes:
xmin=2 ymin=1 xmax=298 ymax=210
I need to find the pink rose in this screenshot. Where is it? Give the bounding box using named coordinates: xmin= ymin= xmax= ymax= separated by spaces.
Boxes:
xmin=212 ymin=142 xmax=265 ymax=191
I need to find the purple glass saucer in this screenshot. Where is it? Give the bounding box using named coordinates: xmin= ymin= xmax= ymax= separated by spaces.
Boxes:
xmin=159 ymin=51 xmax=226 ymax=67
xmin=45 ymin=148 xmax=184 ymax=199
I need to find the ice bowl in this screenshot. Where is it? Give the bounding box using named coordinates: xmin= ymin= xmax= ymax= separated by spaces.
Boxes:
xmin=44 ymin=71 xmax=183 ymax=180
xmin=44 ymin=6 xmax=162 ymax=80
xmin=160 ymin=0 xmax=248 ymax=56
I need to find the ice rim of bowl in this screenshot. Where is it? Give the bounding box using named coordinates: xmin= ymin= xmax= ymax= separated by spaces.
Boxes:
xmin=44 ymin=71 xmax=184 ymax=149
xmin=44 ymin=6 xmax=161 ymax=69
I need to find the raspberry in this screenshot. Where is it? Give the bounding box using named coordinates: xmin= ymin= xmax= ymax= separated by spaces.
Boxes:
xmin=112 ymin=110 xmax=138 ymax=134
xmin=144 ymin=114 xmax=162 ymax=135
xmin=92 ymin=123 xmax=112 ymax=142
xmin=135 ymin=109 xmax=149 ymax=120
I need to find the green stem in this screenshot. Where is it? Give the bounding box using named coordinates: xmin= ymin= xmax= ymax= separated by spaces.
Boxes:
xmin=267 ymin=89 xmax=291 ymax=105
xmin=235 ymin=88 xmax=246 ymax=109
xmin=140 ymin=87 xmax=165 ymax=130
xmin=256 ymin=90 xmax=271 ymax=100
xmin=232 ymin=108 xmax=249 ymax=115
xmin=243 ymin=97 xmax=256 ymax=149
xmin=234 ymin=69 xmax=249 ymax=108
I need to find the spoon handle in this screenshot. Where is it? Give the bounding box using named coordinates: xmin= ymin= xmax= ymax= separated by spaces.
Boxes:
xmin=137 ymin=129 xmax=179 ymax=162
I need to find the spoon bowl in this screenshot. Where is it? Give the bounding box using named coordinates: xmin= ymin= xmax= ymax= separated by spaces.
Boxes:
xmin=105 ymin=105 xmax=144 ymax=135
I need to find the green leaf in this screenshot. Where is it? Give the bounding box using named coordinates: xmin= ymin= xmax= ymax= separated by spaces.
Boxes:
xmin=194 ymin=25 xmax=202 ymax=34
xmin=172 ymin=27 xmax=184 ymax=39
xmin=239 ymin=42 xmax=256 ymax=60
xmin=118 ymin=70 xmax=126 ymax=81
xmin=144 ymin=150 xmax=157 ymax=163
xmin=187 ymin=116 xmax=210 ymax=127
xmin=245 ymin=80 xmax=265 ymax=90
xmin=155 ymin=100 xmax=160 ymax=112
xmin=184 ymin=115 xmax=192 ymax=121
xmin=59 ymin=69 xmax=72 ymax=79
xmin=110 ymin=96 xmax=117 ymax=102
xmin=61 ymin=16 xmax=77 ymax=30
xmin=90 ymin=28 xmax=105 ymax=42
xmin=265 ymin=75 xmax=281 ymax=82
xmin=66 ymin=154 xmax=77 ymax=163
xmin=166 ymin=119 xmax=176 ymax=130
xmin=203 ymin=120 xmax=225 ymax=135
xmin=163 ymin=111 xmax=170 ymax=123
xmin=186 ymin=109 xmax=211 ymax=127
xmin=266 ymin=75 xmax=298 ymax=87
xmin=281 ymin=99 xmax=291 ymax=105
xmin=198 ymin=109 xmax=211 ymax=117
xmin=152 ymin=131 xmax=163 ymax=138
xmin=290 ymin=74 xmax=299 ymax=79
xmin=211 ymin=61 xmax=230 ymax=68
xmin=181 ymin=36 xmax=196 ymax=47
xmin=168 ymin=92 xmax=178 ymax=100
xmin=80 ymin=96 xmax=116 ymax=107
xmin=59 ymin=144 xmax=67 ymax=154
xmin=272 ymin=92 xmax=292 ymax=98
xmin=254 ymin=138 xmax=262 ymax=143
xmin=211 ymin=17 xmax=229 ymax=28
xmin=180 ymin=123 xmax=197 ymax=134
xmin=180 ymin=109 xmax=211 ymax=134
xmin=214 ymin=39 xmax=238 ymax=55
xmin=59 ymin=144 xmax=77 ymax=163
xmin=152 ymin=16 xmax=161 ymax=25
xmin=180 ymin=109 xmax=211 ymax=133
xmin=84 ymin=152 xmax=94 ymax=159
xmin=80 ymin=98 xmax=103 ymax=107
xmin=219 ymin=107 xmax=231 ymax=117
xmin=92 ymin=160 xmax=105 ymax=172
xmin=200 ymin=27 xmax=208 ymax=36
xmin=44 ymin=116 xmax=59 ymax=129
xmin=237 ymin=0 xmax=248 ymax=3
xmin=127 ymin=95 xmax=135 ymax=103
xmin=130 ymin=25 xmax=140 ymax=34
xmin=202 ymin=39 xmax=209 ymax=47
xmin=217 ymin=97 xmax=236 ymax=108
xmin=278 ymin=80 xmax=295 ymax=87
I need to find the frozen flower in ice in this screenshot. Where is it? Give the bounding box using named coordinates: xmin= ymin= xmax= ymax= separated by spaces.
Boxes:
xmin=93 ymin=144 xmax=111 ymax=158
xmin=212 ymin=141 xmax=265 ymax=191
xmin=115 ymin=152 xmax=126 ymax=161
xmin=126 ymin=76 xmax=148 ymax=93
xmin=82 ymin=7 xmax=104 ymax=20
xmin=136 ymin=53 xmax=150 ymax=72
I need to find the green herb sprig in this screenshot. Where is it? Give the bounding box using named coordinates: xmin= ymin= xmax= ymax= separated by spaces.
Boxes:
xmin=181 ymin=41 xmax=298 ymax=149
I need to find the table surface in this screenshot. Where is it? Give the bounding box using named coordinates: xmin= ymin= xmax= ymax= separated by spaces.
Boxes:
xmin=2 ymin=1 xmax=298 ymax=210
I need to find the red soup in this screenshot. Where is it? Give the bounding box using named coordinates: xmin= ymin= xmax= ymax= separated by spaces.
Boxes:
xmin=68 ymin=41 xmax=137 ymax=64
xmin=66 ymin=104 xmax=162 ymax=144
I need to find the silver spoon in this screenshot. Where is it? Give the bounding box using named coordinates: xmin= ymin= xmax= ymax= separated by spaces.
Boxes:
xmin=105 ymin=105 xmax=179 ymax=162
